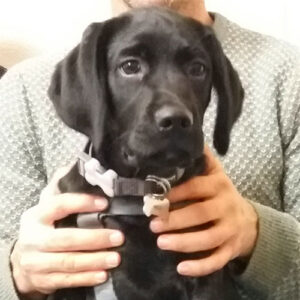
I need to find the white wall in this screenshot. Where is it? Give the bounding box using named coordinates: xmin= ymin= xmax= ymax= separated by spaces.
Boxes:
xmin=0 ymin=0 xmax=299 ymax=68
xmin=0 ymin=0 xmax=112 ymax=67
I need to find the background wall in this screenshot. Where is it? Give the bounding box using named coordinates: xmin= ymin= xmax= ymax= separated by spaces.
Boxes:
xmin=0 ymin=0 xmax=111 ymax=67
xmin=0 ymin=0 xmax=299 ymax=68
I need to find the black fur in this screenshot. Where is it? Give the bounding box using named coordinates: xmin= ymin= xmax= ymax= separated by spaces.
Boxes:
xmin=0 ymin=65 xmax=6 ymax=79
xmin=48 ymin=7 xmax=244 ymax=300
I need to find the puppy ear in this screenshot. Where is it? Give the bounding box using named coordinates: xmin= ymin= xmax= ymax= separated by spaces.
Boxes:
xmin=204 ymin=34 xmax=244 ymax=155
xmin=48 ymin=21 xmax=111 ymax=153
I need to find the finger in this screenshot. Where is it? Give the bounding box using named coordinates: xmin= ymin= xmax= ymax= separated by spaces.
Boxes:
xmin=177 ymin=242 xmax=233 ymax=277
xmin=34 ymin=271 xmax=108 ymax=294
xmin=156 ymin=222 xmax=231 ymax=253
xmin=37 ymin=193 xmax=108 ymax=224
xmin=167 ymin=173 xmax=222 ymax=203
xmin=37 ymin=228 xmax=124 ymax=252
xmin=150 ymin=199 xmax=220 ymax=233
xmin=21 ymin=251 xmax=121 ymax=273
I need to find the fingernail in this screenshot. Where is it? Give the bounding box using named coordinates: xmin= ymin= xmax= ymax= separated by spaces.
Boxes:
xmin=109 ymin=232 xmax=124 ymax=246
xmin=157 ymin=236 xmax=171 ymax=249
xmin=95 ymin=271 xmax=107 ymax=283
xmin=177 ymin=263 xmax=191 ymax=275
xmin=94 ymin=198 xmax=108 ymax=209
xmin=150 ymin=219 xmax=164 ymax=232
xmin=106 ymin=253 xmax=120 ymax=268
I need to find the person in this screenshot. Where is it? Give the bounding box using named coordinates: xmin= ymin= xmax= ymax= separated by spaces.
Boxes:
xmin=0 ymin=0 xmax=299 ymax=299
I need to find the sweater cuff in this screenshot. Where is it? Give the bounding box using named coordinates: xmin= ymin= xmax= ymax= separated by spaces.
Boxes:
xmin=233 ymin=201 xmax=300 ymax=297
xmin=0 ymin=240 xmax=21 ymax=300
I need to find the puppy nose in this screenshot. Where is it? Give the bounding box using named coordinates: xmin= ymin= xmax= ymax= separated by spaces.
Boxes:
xmin=155 ymin=105 xmax=193 ymax=131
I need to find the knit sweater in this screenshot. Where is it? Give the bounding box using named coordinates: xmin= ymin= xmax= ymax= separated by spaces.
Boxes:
xmin=0 ymin=13 xmax=299 ymax=300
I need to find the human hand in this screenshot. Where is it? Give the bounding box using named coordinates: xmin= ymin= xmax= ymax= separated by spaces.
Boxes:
xmin=10 ymin=167 xmax=124 ymax=299
xmin=150 ymin=146 xmax=258 ymax=277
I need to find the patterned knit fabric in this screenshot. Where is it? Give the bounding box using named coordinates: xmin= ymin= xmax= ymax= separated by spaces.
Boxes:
xmin=0 ymin=13 xmax=299 ymax=300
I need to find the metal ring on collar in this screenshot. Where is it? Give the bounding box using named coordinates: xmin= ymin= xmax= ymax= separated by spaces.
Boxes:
xmin=145 ymin=175 xmax=171 ymax=198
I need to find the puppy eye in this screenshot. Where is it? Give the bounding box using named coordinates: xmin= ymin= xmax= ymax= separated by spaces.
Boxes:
xmin=120 ymin=60 xmax=141 ymax=75
xmin=188 ymin=62 xmax=206 ymax=77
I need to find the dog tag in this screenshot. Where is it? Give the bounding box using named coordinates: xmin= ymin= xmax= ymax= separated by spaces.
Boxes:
xmin=143 ymin=194 xmax=170 ymax=219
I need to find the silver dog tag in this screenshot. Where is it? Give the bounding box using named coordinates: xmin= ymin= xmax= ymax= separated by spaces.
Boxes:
xmin=143 ymin=194 xmax=170 ymax=219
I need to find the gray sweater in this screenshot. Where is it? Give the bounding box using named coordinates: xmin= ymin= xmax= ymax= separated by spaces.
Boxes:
xmin=0 ymin=14 xmax=299 ymax=300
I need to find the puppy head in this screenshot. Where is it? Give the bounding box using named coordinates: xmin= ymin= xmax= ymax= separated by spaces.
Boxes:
xmin=48 ymin=8 xmax=243 ymax=178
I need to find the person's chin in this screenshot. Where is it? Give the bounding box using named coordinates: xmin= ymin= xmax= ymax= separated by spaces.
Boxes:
xmin=123 ymin=0 xmax=171 ymax=8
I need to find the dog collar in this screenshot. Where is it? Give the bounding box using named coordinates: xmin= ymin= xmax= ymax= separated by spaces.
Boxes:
xmin=78 ymin=151 xmax=171 ymax=197
xmin=77 ymin=149 xmax=174 ymax=218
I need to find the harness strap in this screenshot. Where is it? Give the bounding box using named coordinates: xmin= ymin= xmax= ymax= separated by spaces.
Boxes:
xmin=76 ymin=197 xmax=144 ymax=229
xmin=87 ymin=277 xmax=118 ymax=300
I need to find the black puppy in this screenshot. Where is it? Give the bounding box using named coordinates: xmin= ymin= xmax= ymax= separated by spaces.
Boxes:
xmin=48 ymin=7 xmax=244 ymax=300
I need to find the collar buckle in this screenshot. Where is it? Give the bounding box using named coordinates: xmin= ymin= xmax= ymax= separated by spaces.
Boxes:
xmin=78 ymin=152 xmax=117 ymax=197
xmin=77 ymin=148 xmax=172 ymax=218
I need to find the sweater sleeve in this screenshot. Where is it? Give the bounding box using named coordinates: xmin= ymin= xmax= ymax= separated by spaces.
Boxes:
xmin=234 ymin=202 xmax=300 ymax=299
xmin=233 ymin=55 xmax=300 ymax=300
xmin=0 ymin=66 xmax=47 ymax=300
